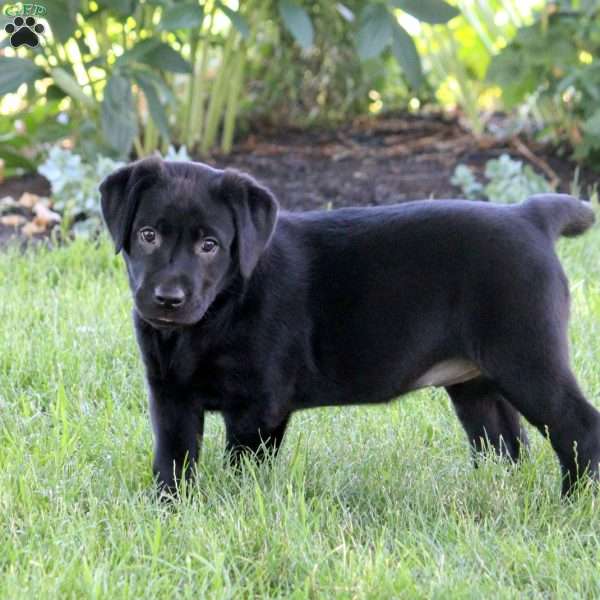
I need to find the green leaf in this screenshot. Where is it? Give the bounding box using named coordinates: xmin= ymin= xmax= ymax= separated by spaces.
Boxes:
xmin=115 ymin=38 xmax=162 ymax=67
xmin=143 ymin=42 xmax=192 ymax=73
xmin=0 ymin=57 xmax=44 ymax=95
xmin=33 ymin=122 xmax=71 ymax=145
xmin=391 ymin=23 xmax=423 ymax=89
xmin=159 ymin=2 xmax=204 ymax=31
xmin=48 ymin=0 xmax=79 ymax=42
xmin=102 ymin=0 xmax=136 ymax=15
xmin=130 ymin=67 xmax=175 ymax=105
xmin=51 ymin=67 xmax=96 ymax=109
xmin=278 ymin=0 xmax=314 ymax=50
xmin=218 ymin=2 xmax=250 ymax=39
xmin=101 ymin=74 xmax=138 ymax=157
xmin=356 ymin=4 xmax=393 ymax=60
xmin=583 ymin=109 xmax=600 ymax=137
xmin=486 ymin=46 xmax=538 ymax=108
xmin=391 ymin=0 xmax=459 ymax=24
xmin=46 ymin=84 xmax=67 ymax=101
xmin=0 ymin=145 xmax=37 ymax=171
xmin=23 ymin=100 xmax=61 ymax=130
xmin=87 ymin=56 xmax=106 ymax=68
xmin=119 ymin=39 xmax=192 ymax=73
xmin=134 ymin=73 xmax=171 ymax=142
xmin=0 ymin=132 xmax=29 ymax=150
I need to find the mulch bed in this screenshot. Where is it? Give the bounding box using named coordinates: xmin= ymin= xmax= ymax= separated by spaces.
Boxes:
xmin=0 ymin=113 xmax=596 ymax=246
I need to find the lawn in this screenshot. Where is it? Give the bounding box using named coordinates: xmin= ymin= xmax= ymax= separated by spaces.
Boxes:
xmin=1 ymin=224 xmax=600 ymax=599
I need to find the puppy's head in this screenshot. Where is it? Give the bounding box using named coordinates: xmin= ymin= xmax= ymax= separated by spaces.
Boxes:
xmin=100 ymin=157 xmax=278 ymax=328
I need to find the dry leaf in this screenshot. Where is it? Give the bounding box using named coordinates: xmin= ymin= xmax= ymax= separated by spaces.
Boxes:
xmin=22 ymin=221 xmax=47 ymax=237
xmin=1 ymin=214 xmax=27 ymax=227
xmin=33 ymin=202 xmax=61 ymax=226
xmin=18 ymin=192 xmax=40 ymax=209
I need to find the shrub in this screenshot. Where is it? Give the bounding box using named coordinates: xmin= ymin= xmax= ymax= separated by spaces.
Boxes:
xmin=487 ymin=2 xmax=600 ymax=165
xmin=0 ymin=0 xmax=459 ymax=166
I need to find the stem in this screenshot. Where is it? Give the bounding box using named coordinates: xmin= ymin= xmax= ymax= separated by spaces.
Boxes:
xmin=182 ymin=28 xmax=200 ymax=141
xmin=220 ymin=0 xmax=267 ymax=153
xmin=122 ymin=28 xmax=127 ymax=53
xmin=221 ymin=46 xmax=246 ymax=153
xmin=133 ymin=136 xmax=144 ymax=158
xmin=456 ymin=0 xmax=495 ymax=54
xmin=201 ymin=28 xmax=236 ymax=154
xmin=474 ymin=0 xmax=504 ymax=40
xmin=500 ymin=0 xmax=523 ymax=29
xmin=144 ymin=116 xmax=158 ymax=156
xmin=187 ymin=4 xmax=217 ymax=149
xmin=160 ymin=136 xmax=169 ymax=155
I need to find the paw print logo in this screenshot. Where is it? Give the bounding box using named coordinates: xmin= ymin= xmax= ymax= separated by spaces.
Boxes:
xmin=5 ymin=16 xmax=45 ymax=48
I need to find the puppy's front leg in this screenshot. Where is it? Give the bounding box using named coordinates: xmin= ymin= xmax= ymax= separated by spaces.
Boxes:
xmin=149 ymin=386 xmax=204 ymax=494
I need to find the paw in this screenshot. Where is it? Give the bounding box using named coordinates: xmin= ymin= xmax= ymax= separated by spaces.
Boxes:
xmin=5 ymin=16 xmax=45 ymax=48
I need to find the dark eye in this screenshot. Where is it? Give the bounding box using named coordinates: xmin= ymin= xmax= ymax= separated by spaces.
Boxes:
xmin=139 ymin=227 xmax=157 ymax=244
xmin=199 ymin=238 xmax=218 ymax=253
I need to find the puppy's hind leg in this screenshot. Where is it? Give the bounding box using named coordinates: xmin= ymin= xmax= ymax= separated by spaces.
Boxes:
xmin=487 ymin=359 xmax=600 ymax=496
xmin=480 ymin=301 xmax=600 ymax=494
xmin=446 ymin=377 xmax=529 ymax=464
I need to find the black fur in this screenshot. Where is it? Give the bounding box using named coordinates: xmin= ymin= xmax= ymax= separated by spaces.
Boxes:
xmin=100 ymin=158 xmax=599 ymax=496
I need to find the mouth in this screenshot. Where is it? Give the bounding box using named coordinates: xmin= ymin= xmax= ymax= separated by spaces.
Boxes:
xmin=143 ymin=315 xmax=186 ymax=329
xmin=137 ymin=304 xmax=206 ymax=329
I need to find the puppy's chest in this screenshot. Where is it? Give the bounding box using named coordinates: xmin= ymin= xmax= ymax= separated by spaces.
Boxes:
xmin=169 ymin=348 xmax=256 ymax=411
xmin=147 ymin=328 xmax=274 ymax=410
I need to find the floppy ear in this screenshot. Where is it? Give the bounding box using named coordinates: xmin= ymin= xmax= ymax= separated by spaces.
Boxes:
xmin=220 ymin=170 xmax=279 ymax=278
xmin=99 ymin=157 xmax=164 ymax=254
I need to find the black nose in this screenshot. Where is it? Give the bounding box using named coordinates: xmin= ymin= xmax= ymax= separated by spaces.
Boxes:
xmin=154 ymin=285 xmax=186 ymax=309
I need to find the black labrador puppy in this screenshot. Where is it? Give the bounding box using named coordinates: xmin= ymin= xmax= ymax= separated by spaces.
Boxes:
xmin=100 ymin=157 xmax=599 ymax=496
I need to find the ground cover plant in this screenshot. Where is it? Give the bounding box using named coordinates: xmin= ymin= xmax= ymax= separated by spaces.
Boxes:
xmin=451 ymin=153 xmax=553 ymax=203
xmin=0 ymin=214 xmax=599 ymax=597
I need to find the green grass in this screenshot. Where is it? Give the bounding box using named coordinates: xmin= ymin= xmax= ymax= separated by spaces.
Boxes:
xmin=1 ymin=228 xmax=600 ymax=599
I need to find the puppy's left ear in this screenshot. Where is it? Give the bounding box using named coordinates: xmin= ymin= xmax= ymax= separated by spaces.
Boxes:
xmin=220 ymin=170 xmax=279 ymax=278
xmin=99 ymin=157 xmax=164 ymax=254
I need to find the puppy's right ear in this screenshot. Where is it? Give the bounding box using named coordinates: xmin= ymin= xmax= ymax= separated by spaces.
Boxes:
xmin=99 ymin=157 xmax=164 ymax=254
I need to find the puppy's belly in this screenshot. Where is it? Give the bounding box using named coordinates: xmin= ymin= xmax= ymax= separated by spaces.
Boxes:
xmin=411 ymin=359 xmax=480 ymax=390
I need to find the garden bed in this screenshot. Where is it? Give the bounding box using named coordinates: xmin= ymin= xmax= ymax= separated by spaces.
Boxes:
xmin=0 ymin=113 xmax=594 ymax=247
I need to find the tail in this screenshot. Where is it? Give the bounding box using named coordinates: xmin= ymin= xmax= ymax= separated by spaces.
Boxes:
xmin=521 ymin=194 xmax=595 ymax=240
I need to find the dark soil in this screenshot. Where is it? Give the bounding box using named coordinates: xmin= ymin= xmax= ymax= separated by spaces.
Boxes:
xmin=0 ymin=113 xmax=596 ymax=245
xmin=208 ymin=114 xmax=597 ymax=211
xmin=0 ymin=172 xmax=51 ymax=200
